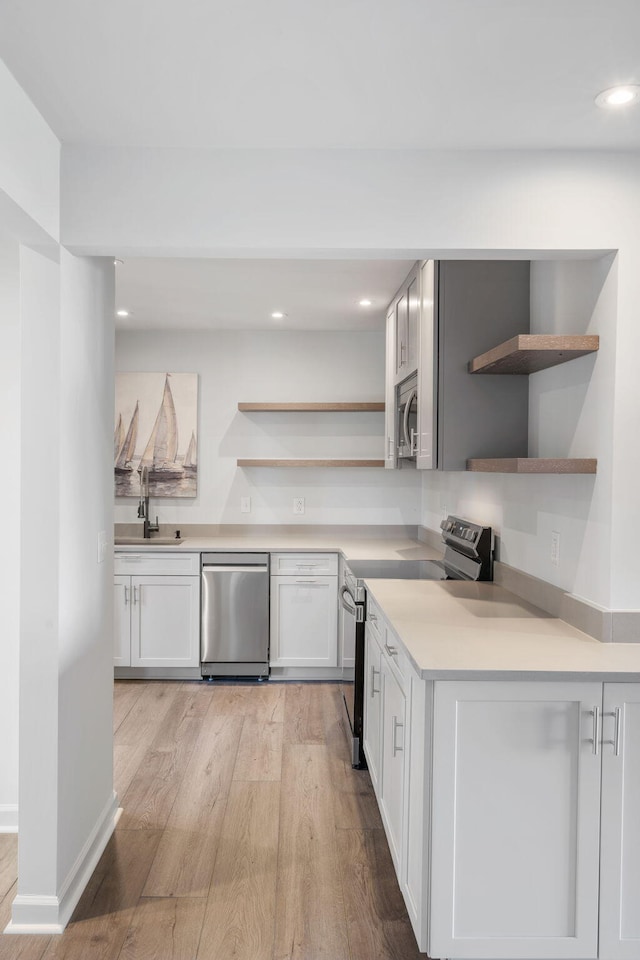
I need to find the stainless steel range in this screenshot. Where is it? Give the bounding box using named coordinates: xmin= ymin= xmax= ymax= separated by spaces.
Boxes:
xmin=340 ymin=516 xmax=494 ymax=767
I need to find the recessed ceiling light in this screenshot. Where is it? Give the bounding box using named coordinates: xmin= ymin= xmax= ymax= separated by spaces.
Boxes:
xmin=116 ymin=309 xmax=130 ymax=318
xmin=113 ymin=258 xmax=124 ymax=266
xmin=595 ymin=85 xmax=640 ymax=108
xmin=358 ymin=299 xmax=373 ymax=307
xmin=271 ymin=311 xmax=286 ymax=319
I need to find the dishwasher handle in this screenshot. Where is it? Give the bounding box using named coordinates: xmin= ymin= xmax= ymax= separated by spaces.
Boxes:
xmin=201 ymin=552 xmax=269 ymax=570
xmin=202 ymin=564 xmax=269 ymax=573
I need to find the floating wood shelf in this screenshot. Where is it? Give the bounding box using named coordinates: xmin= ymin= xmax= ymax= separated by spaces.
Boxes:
xmin=238 ymin=402 xmax=385 ymax=412
xmin=467 ymin=458 xmax=597 ymax=475
xmin=237 ymin=459 xmax=386 ymax=468
xmin=468 ymin=335 xmax=599 ymax=375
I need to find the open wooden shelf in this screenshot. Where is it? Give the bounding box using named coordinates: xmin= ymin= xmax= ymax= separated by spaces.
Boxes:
xmin=237 ymin=459 xmax=386 ymax=468
xmin=468 ymin=335 xmax=599 ymax=375
xmin=238 ymin=402 xmax=385 ymax=412
xmin=467 ymin=458 xmax=597 ymax=475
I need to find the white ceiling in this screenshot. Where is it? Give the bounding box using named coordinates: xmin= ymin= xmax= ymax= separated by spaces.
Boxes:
xmin=115 ymin=258 xmax=415 ymax=331
xmin=1 ymin=0 xmax=640 ymax=150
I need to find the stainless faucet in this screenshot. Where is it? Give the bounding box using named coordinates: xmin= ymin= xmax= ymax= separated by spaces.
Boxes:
xmin=137 ymin=465 xmax=160 ymax=539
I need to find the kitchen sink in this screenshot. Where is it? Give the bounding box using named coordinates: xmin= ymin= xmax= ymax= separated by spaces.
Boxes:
xmin=114 ymin=537 xmax=183 ymax=545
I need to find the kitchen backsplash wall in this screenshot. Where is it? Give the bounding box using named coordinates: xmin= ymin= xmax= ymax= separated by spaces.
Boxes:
xmin=115 ymin=328 xmax=421 ymax=526
xmin=421 ymin=256 xmax=616 ymax=610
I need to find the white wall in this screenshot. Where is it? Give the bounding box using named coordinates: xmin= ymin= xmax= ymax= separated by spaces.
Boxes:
xmin=115 ymin=329 xmax=420 ymax=527
xmin=422 ymin=256 xmax=617 ymax=609
xmin=18 ymin=245 xmax=61 ymax=896
xmin=57 ymin=252 xmax=115 ymax=889
xmin=13 ymin=250 xmax=116 ymax=931
xmin=0 ymin=235 xmax=21 ymax=831
xmin=0 ymin=59 xmax=59 ymax=241
xmin=0 ymin=59 xmax=60 ymax=837
xmin=64 ymin=146 xmax=640 ymax=609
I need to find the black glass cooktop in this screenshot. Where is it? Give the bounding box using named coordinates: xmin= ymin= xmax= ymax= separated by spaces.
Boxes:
xmin=346 ymin=558 xmax=447 ymax=582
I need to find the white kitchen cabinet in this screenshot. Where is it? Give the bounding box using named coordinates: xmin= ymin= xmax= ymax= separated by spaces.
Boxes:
xmin=430 ymin=680 xmax=603 ymax=960
xmin=114 ymin=575 xmax=131 ymax=666
xmin=386 ymin=259 xmax=531 ymax=471
xmin=114 ymin=553 xmax=200 ymax=669
xmin=599 ymin=683 xmax=640 ymax=960
xmin=384 ymin=307 xmax=397 ymax=468
xmin=363 ymin=624 xmax=383 ymax=793
xmin=393 ymin=265 xmax=419 ymax=385
xmin=379 ymin=655 xmax=406 ymax=875
xmin=270 ymin=572 xmax=338 ymax=669
xmin=361 ymin=604 xmax=640 ymax=960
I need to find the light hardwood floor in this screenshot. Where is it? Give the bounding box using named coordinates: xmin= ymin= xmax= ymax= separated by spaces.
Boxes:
xmin=0 ymin=681 xmax=422 ymax=960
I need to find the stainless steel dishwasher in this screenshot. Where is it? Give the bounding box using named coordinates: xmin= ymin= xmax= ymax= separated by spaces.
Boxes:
xmin=201 ymin=553 xmax=270 ymax=679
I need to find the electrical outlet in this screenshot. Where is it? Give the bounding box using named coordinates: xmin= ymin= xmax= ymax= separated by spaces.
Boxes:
xmin=293 ymin=497 xmax=305 ymax=515
xmin=240 ymin=496 xmax=251 ymax=514
xmin=551 ymin=531 xmax=560 ymax=567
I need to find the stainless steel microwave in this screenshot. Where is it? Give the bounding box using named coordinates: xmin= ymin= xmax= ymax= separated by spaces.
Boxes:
xmin=396 ymin=374 xmax=418 ymax=462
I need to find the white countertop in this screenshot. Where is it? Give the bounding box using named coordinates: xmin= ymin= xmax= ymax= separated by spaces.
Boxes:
xmin=114 ymin=534 xmax=441 ymax=563
xmin=114 ymin=533 xmax=640 ymax=680
xmin=365 ymin=579 xmax=640 ymax=681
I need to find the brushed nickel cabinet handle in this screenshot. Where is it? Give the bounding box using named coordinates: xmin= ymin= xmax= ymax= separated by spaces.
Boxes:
xmin=591 ymin=706 xmax=600 ymax=755
xmin=392 ymin=716 xmax=404 ymax=756
xmin=371 ymin=665 xmax=380 ymax=697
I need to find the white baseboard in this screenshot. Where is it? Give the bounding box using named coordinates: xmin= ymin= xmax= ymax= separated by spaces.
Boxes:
xmin=4 ymin=793 xmax=121 ymax=934
xmin=0 ymin=804 xmax=18 ymax=833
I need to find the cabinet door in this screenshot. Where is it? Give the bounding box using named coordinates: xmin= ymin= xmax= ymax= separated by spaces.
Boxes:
xmin=416 ymin=259 xmax=436 ymax=470
xmin=130 ymin=575 xmax=200 ymax=667
xmin=270 ymin=576 xmax=338 ymax=667
xmin=402 ymin=670 xmax=430 ymax=952
xmin=406 ymin=273 xmax=419 ymax=375
xmin=599 ymin=683 xmax=640 ymax=960
xmin=395 ymin=292 xmax=408 ymax=382
xmin=384 ymin=308 xmax=396 ymax=469
xmin=379 ymin=657 xmax=406 ymax=875
xmin=114 ymin=576 xmax=131 ymax=667
xmin=429 ymin=680 xmax=602 ymax=960
xmin=363 ymin=625 xmax=382 ymax=793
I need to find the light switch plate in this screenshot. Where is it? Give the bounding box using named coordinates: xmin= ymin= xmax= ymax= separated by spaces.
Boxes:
xmin=240 ymin=497 xmax=251 ymax=514
xmin=97 ymin=530 xmax=108 ymax=564
xmin=551 ymin=531 xmax=560 ymax=567
xmin=293 ymin=497 xmax=305 ymax=515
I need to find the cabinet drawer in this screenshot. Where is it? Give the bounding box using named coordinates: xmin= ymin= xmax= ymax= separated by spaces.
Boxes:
xmin=114 ymin=552 xmax=200 ymax=576
xmin=382 ymin=624 xmax=409 ymax=693
xmin=366 ymin=596 xmax=386 ymax=647
xmin=271 ymin=553 xmax=338 ymax=576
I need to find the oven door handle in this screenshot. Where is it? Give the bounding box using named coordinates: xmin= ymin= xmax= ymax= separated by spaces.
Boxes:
xmin=340 ymin=585 xmax=364 ymax=623
xmin=403 ymin=387 xmax=417 ymax=451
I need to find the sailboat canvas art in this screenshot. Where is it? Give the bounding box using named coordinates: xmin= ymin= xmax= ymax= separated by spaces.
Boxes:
xmin=114 ymin=372 xmax=198 ymax=497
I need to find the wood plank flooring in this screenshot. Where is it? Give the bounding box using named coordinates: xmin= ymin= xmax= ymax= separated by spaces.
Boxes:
xmin=0 ymin=681 xmax=422 ymax=960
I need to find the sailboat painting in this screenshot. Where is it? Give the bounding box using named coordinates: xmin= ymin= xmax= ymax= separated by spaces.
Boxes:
xmin=114 ymin=372 xmax=198 ymax=497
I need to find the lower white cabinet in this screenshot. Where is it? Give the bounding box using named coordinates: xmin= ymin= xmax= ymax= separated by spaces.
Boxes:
xmin=598 ymin=683 xmax=640 ymax=960
xmin=363 ymin=625 xmax=382 ymax=792
xmin=361 ymin=612 xmax=640 ymax=960
xmin=429 ymin=680 xmax=602 ymax=960
xmin=269 ymin=574 xmax=338 ymax=668
xmin=363 ymin=613 xmax=407 ymax=877
xmin=114 ymin=553 xmax=200 ymax=668
xmin=379 ymin=655 xmax=406 ymax=874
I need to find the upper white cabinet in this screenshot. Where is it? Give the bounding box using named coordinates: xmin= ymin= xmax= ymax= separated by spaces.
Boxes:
xmin=385 ymin=259 xmax=531 ymax=471
xmin=384 ymin=307 xmax=397 ymax=468
xmin=270 ymin=553 xmax=338 ymax=671
xmin=392 ymin=264 xmax=420 ymax=385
